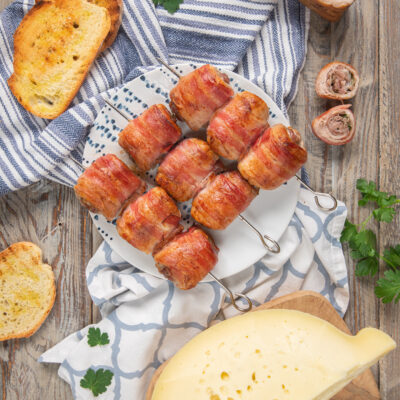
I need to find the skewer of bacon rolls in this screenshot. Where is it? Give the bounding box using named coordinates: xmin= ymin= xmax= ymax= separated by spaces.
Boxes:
xmin=74 ymin=158 xmax=219 ymax=290
xmin=73 ymin=64 xmax=308 ymax=291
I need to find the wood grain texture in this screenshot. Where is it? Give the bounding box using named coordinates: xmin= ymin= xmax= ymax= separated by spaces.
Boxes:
xmin=378 ymin=1 xmax=400 ymax=398
xmin=0 ymin=0 xmax=399 ymax=399
xmin=289 ymin=1 xmax=399 ymax=399
xmin=146 ymin=291 xmax=381 ymax=400
xmin=0 ymin=181 xmax=97 ymax=399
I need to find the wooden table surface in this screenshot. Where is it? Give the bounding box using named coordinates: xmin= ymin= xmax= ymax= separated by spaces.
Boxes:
xmin=0 ymin=1 xmax=399 ymax=399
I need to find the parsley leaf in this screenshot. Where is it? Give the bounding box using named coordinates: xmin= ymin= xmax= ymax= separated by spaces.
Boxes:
xmin=87 ymin=327 xmax=110 ymax=347
xmin=356 ymin=179 xmax=399 ymax=218
xmin=375 ymin=270 xmax=400 ymax=303
xmin=355 ymin=257 xmax=379 ymax=277
xmin=153 ymin=0 xmax=184 ymax=13
xmin=342 ymin=178 xmax=400 ymax=303
xmin=340 ymin=219 xmax=358 ymax=243
xmin=373 ymin=207 xmax=396 ymax=222
xmin=383 ymin=245 xmax=400 ymax=269
xmin=80 ymin=368 xmax=113 ymax=397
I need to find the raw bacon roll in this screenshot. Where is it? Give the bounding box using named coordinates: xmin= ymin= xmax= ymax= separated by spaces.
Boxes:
xmin=207 ymin=91 xmax=270 ymax=160
xmin=154 ymin=227 xmax=219 ymax=290
xmin=74 ymin=154 xmax=146 ymax=221
xmin=312 ymin=104 xmax=356 ymax=145
xmin=118 ymin=104 xmax=181 ymax=171
xmin=169 ymin=64 xmax=234 ymax=131
xmin=315 ymin=62 xmax=359 ymax=100
xmin=116 ymin=187 xmax=183 ymax=254
xmin=298 ymin=0 xmax=354 ymax=22
xmin=238 ymin=124 xmax=308 ymax=190
xmin=191 ymin=171 xmax=258 ymax=230
xmin=155 ymin=138 xmax=223 ymax=202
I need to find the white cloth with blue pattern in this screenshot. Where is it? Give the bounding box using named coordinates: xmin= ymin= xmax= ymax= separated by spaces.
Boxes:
xmin=0 ymin=0 xmax=349 ymax=398
xmin=40 ymin=189 xmax=348 ymax=399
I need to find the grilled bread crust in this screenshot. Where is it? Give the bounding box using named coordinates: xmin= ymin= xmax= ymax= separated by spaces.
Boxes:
xmin=0 ymin=242 xmax=56 ymax=341
xmin=8 ymin=0 xmax=111 ymax=119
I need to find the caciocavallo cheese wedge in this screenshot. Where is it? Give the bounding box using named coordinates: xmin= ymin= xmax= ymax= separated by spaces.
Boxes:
xmin=151 ymin=309 xmax=396 ymax=400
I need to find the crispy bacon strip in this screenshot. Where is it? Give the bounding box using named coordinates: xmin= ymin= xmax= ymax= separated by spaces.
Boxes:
xmin=169 ymin=64 xmax=234 ymax=131
xmin=116 ymin=187 xmax=182 ymax=254
xmin=156 ymin=138 xmax=223 ymax=202
xmin=238 ymin=124 xmax=308 ymax=190
xmin=315 ymin=62 xmax=359 ymax=100
xmin=298 ymin=0 xmax=354 ymax=22
xmin=207 ymin=91 xmax=270 ymax=160
xmin=74 ymin=154 xmax=146 ymax=221
xmin=312 ymin=104 xmax=356 ymax=145
xmin=154 ymin=227 xmax=219 ymax=290
xmin=118 ymin=104 xmax=181 ymax=171
xmin=191 ymin=171 xmax=258 ymax=230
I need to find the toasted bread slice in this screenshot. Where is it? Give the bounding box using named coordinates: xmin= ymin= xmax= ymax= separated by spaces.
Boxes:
xmin=88 ymin=0 xmax=123 ymax=51
xmin=35 ymin=0 xmax=122 ymax=52
xmin=8 ymin=0 xmax=111 ymax=119
xmin=0 ymin=242 xmax=56 ymax=341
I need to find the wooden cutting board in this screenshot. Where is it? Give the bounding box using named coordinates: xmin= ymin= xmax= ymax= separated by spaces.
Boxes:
xmin=146 ymin=290 xmax=380 ymax=400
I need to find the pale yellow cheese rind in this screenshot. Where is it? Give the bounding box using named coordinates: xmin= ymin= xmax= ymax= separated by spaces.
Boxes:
xmin=152 ymin=309 xmax=396 ymax=400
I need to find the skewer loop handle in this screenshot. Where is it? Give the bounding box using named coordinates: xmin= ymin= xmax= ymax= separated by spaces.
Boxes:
xmin=208 ymin=272 xmax=253 ymax=312
xmin=295 ymin=175 xmax=338 ymax=212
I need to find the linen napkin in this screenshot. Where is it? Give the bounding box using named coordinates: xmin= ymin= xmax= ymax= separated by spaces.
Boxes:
xmin=0 ymin=0 xmax=304 ymax=194
xmin=40 ymin=189 xmax=348 ymax=399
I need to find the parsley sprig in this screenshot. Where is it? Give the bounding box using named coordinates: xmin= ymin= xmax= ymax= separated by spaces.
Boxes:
xmin=340 ymin=179 xmax=400 ymax=303
xmin=87 ymin=327 xmax=110 ymax=347
xmin=153 ymin=0 xmax=184 ymax=14
xmin=80 ymin=368 xmax=114 ymax=397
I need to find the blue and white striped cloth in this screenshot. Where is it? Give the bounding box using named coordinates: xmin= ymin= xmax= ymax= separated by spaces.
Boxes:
xmin=0 ymin=0 xmax=307 ymax=194
xmin=0 ymin=0 xmax=350 ymax=399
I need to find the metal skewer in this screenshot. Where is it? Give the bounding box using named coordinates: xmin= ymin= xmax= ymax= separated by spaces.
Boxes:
xmin=208 ymin=272 xmax=252 ymax=312
xmin=156 ymin=57 xmax=338 ymax=213
xmin=295 ymin=175 xmax=338 ymax=212
xmin=102 ymin=97 xmax=280 ymax=254
xmin=70 ymin=156 xmax=253 ymax=312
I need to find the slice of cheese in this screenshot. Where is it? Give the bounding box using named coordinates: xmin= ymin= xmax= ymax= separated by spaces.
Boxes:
xmin=151 ymin=309 xmax=396 ymax=400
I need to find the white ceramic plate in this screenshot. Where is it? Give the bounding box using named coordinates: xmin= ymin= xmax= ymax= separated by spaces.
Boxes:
xmin=83 ymin=64 xmax=300 ymax=280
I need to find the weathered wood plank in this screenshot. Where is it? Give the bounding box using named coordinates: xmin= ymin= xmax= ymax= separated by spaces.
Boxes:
xmin=0 ymin=181 xmax=94 ymax=399
xmin=288 ymin=0 xmax=381 ymax=385
xmin=378 ymin=1 xmax=400 ymax=399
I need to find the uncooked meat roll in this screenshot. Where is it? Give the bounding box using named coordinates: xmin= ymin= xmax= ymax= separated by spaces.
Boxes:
xmin=298 ymin=0 xmax=355 ymax=22
xmin=312 ymin=104 xmax=356 ymax=145
xmin=191 ymin=171 xmax=258 ymax=230
xmin=156 ymin=138 xmax=222 ymax=202
xmin=116 ymin=187 xmax=182 ymax=254
xmin=118 ymin=104 xmax=181 ymax=171
xmin=315 ymin=62 xmax=359 ymax=100
xmin=207 ymin=91 xmax=270 ymax=160
xmin=238 ymin=124 xmax=308 ymax=190
xmin=74 ymin=154 xmax=146 ymax=221
xmin=169 ymin=64 xmax=234 ymax=131
xmin=154 ymin=227 xmax=219 ymax=290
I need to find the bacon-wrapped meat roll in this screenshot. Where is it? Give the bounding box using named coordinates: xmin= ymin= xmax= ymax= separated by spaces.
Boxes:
xmin=74 ymin=154 xmax=146 ymax=221
xmin=312 ymin=104 xmax=356 ymax=145
xmin=169 ymin=64 xmax=234 ymax=131
xmin=154 ymin=227 xmax=219 ymax=290
xmin=207 ymin=91 xmax=269 ymax=160
xmin=238 ymin=124 xmax=308 ymax=190
xmin=315 ymin=62 xmax=359 ymax=100
xmin=191 ymin=171 xmax=258 ymax=230
xmin=118 ymin=104 xmax=181 ymax=171
xmin=117 ymin=187 xmax=183 ymax=254
xmin=298 ymin=0 xmax=354 ymax=22
xmin=155 ymin=138 xmax=223 ymax=202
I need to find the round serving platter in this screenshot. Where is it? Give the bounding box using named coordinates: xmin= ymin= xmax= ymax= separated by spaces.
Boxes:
xmin=83 ymin=63 xmax=300 ymax=280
